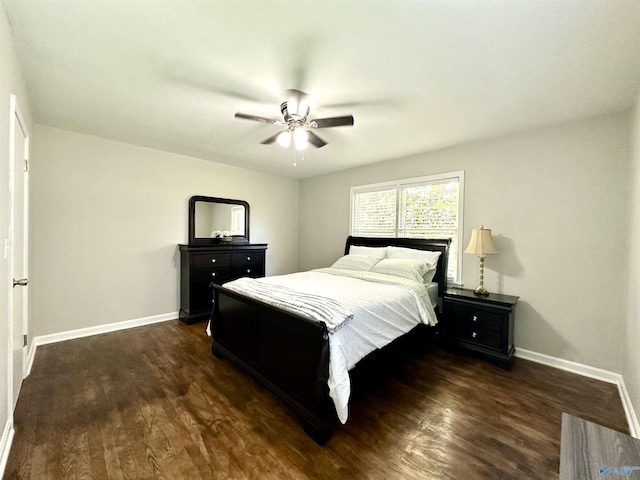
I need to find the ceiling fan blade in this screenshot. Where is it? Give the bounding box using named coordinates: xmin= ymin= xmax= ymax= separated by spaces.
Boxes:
xmin=311 ymin=115 xmax=355 ymax=128
xmin=260 ymin=132 xmax=283 ymax=145
xmin=307 ymin=131 xmax=327 ymax=148
xmin=235 ymin=112 xmax=280 ymax=124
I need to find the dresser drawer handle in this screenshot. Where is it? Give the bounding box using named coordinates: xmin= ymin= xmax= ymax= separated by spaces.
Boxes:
xmin=211 ymin=259 xmax=216 ymax=263
xmin=211 ymin=272 xmax=216 ymax=277
xmin=246 ymin=269 xmax=251 ymax=273
xmin=472 ymin=315 xmax=478 ymax=322
xmin=247 ymin=256 xmax=251 ymax=261
xmin=472 ymin=332 xmax=477 ymax=338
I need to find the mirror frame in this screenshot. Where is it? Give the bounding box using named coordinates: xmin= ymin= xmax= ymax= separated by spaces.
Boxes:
xmin=188 ymin=195 xmax=250 ymax=245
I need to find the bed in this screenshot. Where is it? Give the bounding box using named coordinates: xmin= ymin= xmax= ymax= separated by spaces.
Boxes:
xmin=209 ymin=236 xmax=451 ymax=444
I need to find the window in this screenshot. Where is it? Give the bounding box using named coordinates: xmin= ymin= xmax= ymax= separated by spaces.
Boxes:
xmin=230 ymin=206 xmax=245 ymax=235
xmin=350 ymin=171 xmax=464 ymax=283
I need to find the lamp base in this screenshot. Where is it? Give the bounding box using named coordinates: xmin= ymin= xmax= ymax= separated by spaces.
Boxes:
xmin=473 ymin=286 xmax=490 ymax=296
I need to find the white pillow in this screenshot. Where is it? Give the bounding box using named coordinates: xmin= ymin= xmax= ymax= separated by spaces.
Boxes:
xmin=370 ymin=258 xmax=430 ymax=283
xmin=331 ymin=255 xmax=381 ymax=271
xmin=348 ymin=245 xmax=387 ymax=258
xmin=423 ymin=268 xmax=437 ymax=283
xmin=387 ymin=246 xmax=441 ymax=268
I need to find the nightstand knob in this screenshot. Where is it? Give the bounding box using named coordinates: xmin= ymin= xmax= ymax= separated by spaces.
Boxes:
xmin=211 ymin=272 xmax=216 ymax=277
xmin=246 ymin=269 xmax=251 ymax=273
xmin=211 ymin=259 xmax=216 ymax=263
xmin=472 ymin=315 xmax=478 ymax=322
xmin=247 ymin=256 xmax=251 ymax=261
xmin=472 ymin=332 xmax=477 ymax=338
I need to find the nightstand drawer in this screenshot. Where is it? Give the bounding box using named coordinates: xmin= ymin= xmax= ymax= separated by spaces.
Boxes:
xmin=450 ymin=316 xmax=502 ymax=349
xmin=447 ymin=303 xmax=503 ymax=333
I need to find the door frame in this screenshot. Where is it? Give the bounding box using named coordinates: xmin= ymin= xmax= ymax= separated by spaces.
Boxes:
xmin=7 ymin=93 xmax=30 ymax=414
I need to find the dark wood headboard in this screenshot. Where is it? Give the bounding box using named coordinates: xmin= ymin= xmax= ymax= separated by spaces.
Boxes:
xmin=344 ymin=236 xmax=451 ymax=297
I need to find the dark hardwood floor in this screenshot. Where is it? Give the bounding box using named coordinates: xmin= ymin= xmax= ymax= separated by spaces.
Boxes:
xmin=4 ymin=320 xmax=628 ymax=479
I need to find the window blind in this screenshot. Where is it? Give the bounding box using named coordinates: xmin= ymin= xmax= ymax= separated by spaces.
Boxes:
xmin=350 ymin=172 xmax=464 ymax=283
xmin=351 ymin=187 xmax=397 ymax=238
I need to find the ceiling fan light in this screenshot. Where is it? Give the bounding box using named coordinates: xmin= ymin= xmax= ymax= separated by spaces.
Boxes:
xmin=276 ymin=131 xmax=291 ymax=148
xmin=294 ymin=128 xmax=308 ymax=150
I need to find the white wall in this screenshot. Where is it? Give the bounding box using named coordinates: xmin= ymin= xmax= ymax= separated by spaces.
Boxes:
xmin=299 ymin=112 xmax=631 ymax=373
xmin=30 ymin=126 xmax=299 ymax=337
xmin=0 ymin=1 xmax=33 ymax=473
xmin=624 ymin=90 xmax=640 ymax=426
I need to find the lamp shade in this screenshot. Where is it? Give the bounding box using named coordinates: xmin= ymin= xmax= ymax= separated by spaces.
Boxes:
xmin=464 ymin=225 xmax=498 ymax=256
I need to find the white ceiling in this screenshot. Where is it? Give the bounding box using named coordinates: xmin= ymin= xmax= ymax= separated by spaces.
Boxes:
xmin=4 ymin=0 xmax=640 ymax=179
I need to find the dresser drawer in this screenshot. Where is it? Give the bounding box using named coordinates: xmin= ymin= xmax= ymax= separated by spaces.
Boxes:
xmin=233 ymin=252 xmax=265 ymax=277
xmin=194 ymin=266 xmax=233 ymax=284
xmin=232 ymin=251 xmax=264 ymax=267
xmin=193 ymin=252 xmax=232 ymax=269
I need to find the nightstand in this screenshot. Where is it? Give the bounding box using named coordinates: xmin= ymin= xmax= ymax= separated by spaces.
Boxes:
xmin=442 ymin=288 xmax=519 ymax=369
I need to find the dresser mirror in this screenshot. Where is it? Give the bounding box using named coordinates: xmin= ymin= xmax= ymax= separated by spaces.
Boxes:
xmin=188 ymin=196 xmax=249 ymax=244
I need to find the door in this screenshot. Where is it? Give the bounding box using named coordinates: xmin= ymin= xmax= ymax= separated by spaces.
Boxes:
xmin=9 ymin=94 xmax=29 ymax=410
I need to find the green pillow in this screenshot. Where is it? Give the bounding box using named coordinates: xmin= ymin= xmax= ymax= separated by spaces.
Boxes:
xmin=331 ymin=255 xmax=381 ymax=271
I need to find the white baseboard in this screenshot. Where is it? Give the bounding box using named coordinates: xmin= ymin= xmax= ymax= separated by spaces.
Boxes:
xmin=33 ymin=311 xmax=179 ymax=347
xmin=516 ymin=348 xmax=640 ymax=438
xmin=617 ymin=376 xmax=640 ymax=439
xmin=25 ymin=342 xmax=36 ymax=378
xmin=0 ymin=419 xmax=15 ymax=480
xmin=516 ymin=348 xmax=621 ymax=383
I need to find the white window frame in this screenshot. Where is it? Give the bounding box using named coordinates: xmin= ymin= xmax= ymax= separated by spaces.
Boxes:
xmin=350 ymin=171 xmax=465 ymax=284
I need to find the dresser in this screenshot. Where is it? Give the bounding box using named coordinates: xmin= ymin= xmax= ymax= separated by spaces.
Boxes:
xmin=179 ymin=243 xmax=268 ymax=324
xmin=442 ymin=288 xmax=519 ymax=369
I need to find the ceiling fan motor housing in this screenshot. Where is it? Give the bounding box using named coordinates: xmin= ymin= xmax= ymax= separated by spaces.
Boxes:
xmin=280 ymin=101 xmax=310 ymax=123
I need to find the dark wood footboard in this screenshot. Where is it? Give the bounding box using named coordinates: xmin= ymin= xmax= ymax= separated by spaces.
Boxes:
xmin=210 ymin=283 xmax=335 ymax=444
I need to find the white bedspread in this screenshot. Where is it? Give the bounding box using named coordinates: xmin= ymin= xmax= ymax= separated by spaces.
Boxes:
xmin=253 ymin=269 xmax=438 ymax=424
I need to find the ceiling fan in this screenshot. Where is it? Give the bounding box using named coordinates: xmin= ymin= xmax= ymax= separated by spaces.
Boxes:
xmin=234 ymin=89 xmax=354 ymax=151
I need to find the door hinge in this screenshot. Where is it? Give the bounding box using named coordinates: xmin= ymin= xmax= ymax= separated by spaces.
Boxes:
xmin=24 ymin=159 xmax=29 ymax=172
xmin=23 ymin=334 xmax=28 ymax=347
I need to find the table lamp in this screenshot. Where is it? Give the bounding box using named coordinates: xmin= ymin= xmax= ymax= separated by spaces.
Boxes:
xmin=464 ymin=225 xmax=498 ymax=296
